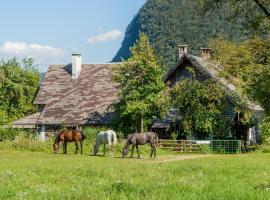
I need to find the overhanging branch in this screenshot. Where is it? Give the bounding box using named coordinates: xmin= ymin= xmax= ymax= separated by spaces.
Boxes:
xmin=253 ymin=0 xmax=270 ymax=20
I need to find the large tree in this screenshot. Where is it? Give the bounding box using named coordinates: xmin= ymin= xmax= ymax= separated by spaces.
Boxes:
xmin=0 ymin=58 xmax=40 ymax=125
xmin=113 ymin=33 xmax=169 ymax=134
xmin=209 ymin=37 xmax=270 ymax=114
xmin=171 ymin=78 xmax=229 ymax=138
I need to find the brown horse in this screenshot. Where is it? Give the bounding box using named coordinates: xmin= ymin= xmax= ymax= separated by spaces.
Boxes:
xmin=53 ymin=129 xmax=85 ymax=154
xmin=122 ymin=132 xmax=159 ymax=159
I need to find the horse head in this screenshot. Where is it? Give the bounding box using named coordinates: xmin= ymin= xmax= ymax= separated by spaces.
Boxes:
xmin=122 ymin=147 xmax=129 ymax=158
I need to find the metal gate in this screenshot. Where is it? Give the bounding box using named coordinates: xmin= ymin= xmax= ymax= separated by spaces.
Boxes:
xmin=210 ymin=140 xmax=241 ymax=154
xmin=158 ymin=139 xmax=241 ymax=154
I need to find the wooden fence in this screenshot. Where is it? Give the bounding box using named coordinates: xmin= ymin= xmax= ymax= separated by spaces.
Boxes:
xmin=158 ymin=139 xmax=210 ymax=153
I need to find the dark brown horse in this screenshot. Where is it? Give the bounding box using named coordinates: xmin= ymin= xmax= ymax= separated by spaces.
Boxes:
xmin=122 ymin=132 xmax=159 ymax=159
xmin=53 ymin=129 xmax=85 ymax=154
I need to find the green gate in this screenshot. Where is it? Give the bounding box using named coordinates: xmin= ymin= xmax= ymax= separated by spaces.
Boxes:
xmin=210 ymin=140 xmax=241 ymax=154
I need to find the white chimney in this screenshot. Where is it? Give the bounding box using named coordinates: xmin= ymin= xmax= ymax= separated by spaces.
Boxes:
xmin=178 ymin=45 xmax=188 ymax=59
xmin=72 ymin=53 xmax=81 ymax=79
xmin=201 ymin=48 xmax=211 ymax=59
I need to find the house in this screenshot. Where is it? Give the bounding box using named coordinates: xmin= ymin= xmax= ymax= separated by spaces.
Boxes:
xmin=152 ymin=45 xmax=264 ymax=144
xmin=13 ymin=54 xmax=119 ymax=140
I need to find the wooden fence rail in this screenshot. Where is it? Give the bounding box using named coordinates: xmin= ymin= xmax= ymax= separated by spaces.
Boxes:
xmin=158 ymin=139 xmax=210 ymax=153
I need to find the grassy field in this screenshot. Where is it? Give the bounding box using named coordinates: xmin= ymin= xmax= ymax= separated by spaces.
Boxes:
xmin=0 ymin=148 xmax=270 ymax=200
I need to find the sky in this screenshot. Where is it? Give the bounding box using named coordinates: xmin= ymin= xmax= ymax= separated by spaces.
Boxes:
xmin=0 ymin=0 xmax=146 ymax=72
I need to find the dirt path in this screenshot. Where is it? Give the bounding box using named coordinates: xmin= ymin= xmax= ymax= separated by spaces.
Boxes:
xmin=145 ymin=155 xmax=210 ymax=163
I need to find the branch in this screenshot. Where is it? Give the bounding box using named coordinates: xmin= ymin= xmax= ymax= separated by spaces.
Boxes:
xmin=253 ymin=0 xmax=270 ymax=20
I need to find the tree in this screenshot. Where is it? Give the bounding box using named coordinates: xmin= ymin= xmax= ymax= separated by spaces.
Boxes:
xmin=113 ymin=33 xmax=169 ymax=134
xmin=171 ymin=78 xmax=229 ymax=138
xmin=209 ymin=37 xmax=270 ymax=114
xmin=0 ymin=58 xmax=40 ymax=125
xmin=198 ymin=0 xmax=270 ymax=33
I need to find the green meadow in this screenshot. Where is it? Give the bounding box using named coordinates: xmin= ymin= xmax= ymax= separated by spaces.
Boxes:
xmin=0 ymin=143 xmax=270 ymax=200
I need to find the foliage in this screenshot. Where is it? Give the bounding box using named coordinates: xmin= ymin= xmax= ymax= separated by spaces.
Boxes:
xmin=82 ymin=126 xmax=109 ymax=141
xmin=198 ymin=0 xmax=270 ymax=33
xmin=0 ymin=58 xmax=40 ymax=125
xmin=0 ymin=128 xmax=35 ymax=141
xmin=171 ymin=78 xmax=229 ymax=138
xmin=209 ymin=37 xmax=270 ymax=114
xmin=113 ymin=33 xmax=170 ymax=134
xmin=260 ymin=117 xmax=270 ymax=144
xmin=113 ymin=0 xmax=253 ymax=67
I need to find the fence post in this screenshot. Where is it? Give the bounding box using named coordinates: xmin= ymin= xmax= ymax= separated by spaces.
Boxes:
xmin=180 ymin=140 xmax=184 ymax=153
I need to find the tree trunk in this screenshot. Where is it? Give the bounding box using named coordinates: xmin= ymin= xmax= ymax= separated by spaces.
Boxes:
xmin=140 ymin=114 xmax=144 ymax=134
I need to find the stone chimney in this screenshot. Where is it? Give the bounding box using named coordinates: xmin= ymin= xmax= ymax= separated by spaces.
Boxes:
xmin=201 ymin=48 xmax=211 ymax=59
xmin=72 ymin=53 xmax=81 ymax=79
xmin=178 ymin=45 xmax=188 ymax=59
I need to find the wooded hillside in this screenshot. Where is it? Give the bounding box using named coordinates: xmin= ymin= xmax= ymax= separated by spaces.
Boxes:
xmin=113 ymin=0 xmax=252 ymax=67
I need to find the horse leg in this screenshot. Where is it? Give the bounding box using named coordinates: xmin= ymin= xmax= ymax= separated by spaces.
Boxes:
xmin=103 ymin=144 xmax=106 ymax=156
xmin=64 ymin=142 xmax=67 ymax=154
xmin=111 ymin=145 xmax=115 ymax=157
xmin=136 ymin=145 xmax=140 ymax=159
xmin=80 ymin=140 xmax=83 ymax=154
xmin=150 ymin=143 xmax=155 ymax=158
xmin=130 ymin=145 xmax=134 ymax=158
xmin=150 ymin=147 xmax=153 ymax=158
xmin=109 ymin=145 xmax=112 ymax=157
xmin=62 ymin=142 xmax=65 ymax=154
xmin=75 ymin=141 xmax=78 ymax=154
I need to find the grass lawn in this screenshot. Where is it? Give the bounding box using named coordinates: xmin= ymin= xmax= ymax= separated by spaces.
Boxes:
xmin=0 ymin=150 xmax=270 ymax=200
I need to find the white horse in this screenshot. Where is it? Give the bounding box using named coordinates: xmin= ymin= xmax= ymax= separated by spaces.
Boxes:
xmin=94 ymin=130 xmax=118 ymax=156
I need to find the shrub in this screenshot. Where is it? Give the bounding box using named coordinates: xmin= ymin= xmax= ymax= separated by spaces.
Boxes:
xmin=0 ymin=128 xmax=35 ymax=141
xmin=170 ymin=132 xmax=178 ymax=140
xmin=0 ymin=133 xmax=54 ymax=153
xmin=198 ymin=144 xmax=210 ymax=153
xmin=260 ymin=117 xmax=270 ymax=144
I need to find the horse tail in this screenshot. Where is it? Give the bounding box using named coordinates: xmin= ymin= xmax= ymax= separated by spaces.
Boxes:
xmin=80 ymin=131 xmax=86 ymax=141
xmin=154 ymin=132 xmax=159 ymax=147
xmin=112 ymin=130 xmax=118 ymax=145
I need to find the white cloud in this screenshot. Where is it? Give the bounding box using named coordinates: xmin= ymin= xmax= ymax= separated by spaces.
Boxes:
xmin=87 ymin=29 xmax=123 ymax=44
xmin=0 ymin=41 xmax=65 ymax=71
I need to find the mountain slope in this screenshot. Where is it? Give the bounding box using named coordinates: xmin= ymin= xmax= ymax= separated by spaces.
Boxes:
xmin=113 ymin=0 xmax=249 ymax=67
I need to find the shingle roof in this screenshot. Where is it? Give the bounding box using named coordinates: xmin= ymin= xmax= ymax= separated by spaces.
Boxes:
xmin=12 ymin=112 xmax=41 ymax=128
xmin=163 ymin=54 xmax=264 ymax=116
xmin=35 ymin=63 xmax=119 ymax=125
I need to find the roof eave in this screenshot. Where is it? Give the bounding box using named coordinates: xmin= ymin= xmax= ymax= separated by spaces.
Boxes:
xmin=162 ymin=54 xmax=187 ymax=82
